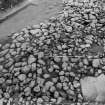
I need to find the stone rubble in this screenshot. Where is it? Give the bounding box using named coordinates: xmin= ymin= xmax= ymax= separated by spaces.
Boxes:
xmin=0 ymin=0 xmax=105 ymax=105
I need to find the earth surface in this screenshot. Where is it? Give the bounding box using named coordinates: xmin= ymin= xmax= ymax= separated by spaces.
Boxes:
xmin=0 ymin=0 xmax=63 ymax=42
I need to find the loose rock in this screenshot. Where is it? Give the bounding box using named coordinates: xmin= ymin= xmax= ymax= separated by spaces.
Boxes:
xmin=28 ymin=55 xmax=36 ymax=64
xmin=18 ymin=74 xmax=26 ymax=81
xmin=92 ymin=59 xmax=100 ymax=68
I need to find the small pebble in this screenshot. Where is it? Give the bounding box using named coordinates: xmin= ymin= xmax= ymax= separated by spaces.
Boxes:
xmin=59 ymin=71 xmax=65 ymax=75
xmin=38 ymin=52 xmax=44 ymax=58
xmin=0 ymin=78 xmax=5 ymax=84
xmin=31 ymin=63 xmax=37 ymax=71
xmin=83 ymin=58 xmax=89 ymax=65
xmin=29 ymin=80 xmax=36 ymax=88
xmin=34 ymin=85 xmax=40 ymax=92
xmin=18 ymin=74 xmax=26 ymax=81
xmin=56 ymin=83 xmax=62 ymax=89
xmin=92 ymin=59 xmax=100 ymax=68
xmin=37 ymin=98 xmax=43 ymax=104
xmin=43 ymin=73 xmax=50 ymax=79
xmin=22 ymin=65 xmax=30 ymax=73
xmin=50 ymin=86 xmax=56 ymax=92
xmin=54 ymin=56 xmax=61 ymax=62
xmin=24 ymin=87 xmax=31 ymax=96
xmin=54 ymin=91 xmax=59 ymax=98
xmin=28 ymin=55 xmax=36 ymax=64
xmin=62 ymin=55 xmax=69 ymax=62
xmin=37 ymin=68 xmax=42 ymax=74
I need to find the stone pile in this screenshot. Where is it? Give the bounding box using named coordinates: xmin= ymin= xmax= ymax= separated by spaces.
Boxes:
xmin=0 ymin=0 xmax=105 ymax=105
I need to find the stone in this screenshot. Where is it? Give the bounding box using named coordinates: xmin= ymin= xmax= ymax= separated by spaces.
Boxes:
xmin=45 ymin=81 xmax=54 ymax=90
xmin=32 ymin=24 xmax=40 ymax=29
xmin=70 ymin=72 xmax=75 ymax=77
xmin=6 ymin=79 xmax=12 ymax=85
xmin=52 ymin=78 xmax=58 ymax=83
xmin=10 ymin=51 xmax=17 ymax=56
xmin=57 ymin=45 xmax=62 ymax=50
xmin=0 ymin=78 xmax=5 ymax=84
xmin=65 ymin=26 xmax=72 ymax=32
xmin=38 ymin=59 xmax=45 ymax=65
xmin=24 ymin=87 xmax=31 ymax=96
xmin=0 ymin=99 xmax=4 ymax=105
xmin=0 ymin=57 xmax=4 ymax=62
xmin=80 ymin=74 xmax=105 ymax=103
xmin=30 ymin=29 xmax=42 ymax=36
xmin=31 ymin=63 xmax=37 ymax=71
xmin=62 ymin=62 xmax=68 ymax=70
xmin=48 ymin=67 xmax=54 ymax=72
xmin=10 ymin=43 xmax=16 ymax=48
xmin=16 ymin=42 xmax=21 ymax=48
xmin=50 ymin=98 xmax=56 ymax=103
xmin=12 ymin=33 xmax=19 ymax=39
xmin=0 ymin=65 xmax=3 ymax=71
xmin=22 ymin=65 xmax=30 ymax=73
xmin=62 ymin=44 xmax=67 ymax=49
xmin=28 ymin=73 xmax=32 ymax=78
xmin=18 ymin=74 xmax=26 ymax=81
xmin=56 ymin=83 xmax=62 ymax=89
xmin=33 ymin=85 xmax=40 ymax=92
xmin=54 ymin=56 xmax=61 ymax=62
xmin=0 ymin=49 xmax=9 ymax=56
xmin=0 ymin=44 xmax=2 ymax=48
xmin=4 ymin=92 xmax=10 ymax=99
xmin=15 ymin=62 xmax=22 ymax=67
xmin=53 ymin=64 xmax=59 ymax=69
xmin=37 ymin=77 xmax=45 ymax=87
xmin=73 ymin=81 xmax=80 ymax=88
xmin=95 ymin=74 xmax=105 ymax=102
xmin=43 ymin=73 xmax=50 ymax=79
xmin=22 ymin=62 xmax=27 ymax=66
xmin=28 ymin=55 xmax=36 ymax=64
xmin=63 ymin=84 xmax=69 ymax=90
xmin=2 ymin=44 xmax=10 ymax=50
xmin=37 ymin=98 xmax=43 ymax=104
xmin=5 ymin=53 xmax=11 ymax=59
xmin=37 ymin=68 xmax=42 ymax=74
xmin=54 ymin=91 xmax=59 ymax=98
xmin=56 ymin=97 xmax=63 ymax=104
xmin=98 ymin=69 xmax=102 ymax=74
xmin=50 ymin=86 xmax=56 ymax=92
xmin=38 ymin=52 xmax=44 ymax=59
xmin=16 ymin=35 xmax=24 ymax=41
xmin=80 ymin=76 xmax=97 ymax=101
xmin=40 ymin=22 xmax=48 ymax=29
xmin=59 ymin=71 xmax=65 ymax=76
xmin=29 ymin=80 xmax=36 ymax=88
xmin=83 ymin=58 xmax=89 ymax=65
xmin=62 ymin=55 xmax=69 ymax=62
xmin=92 ymin=59 xmax=100 ymax=68
xmin=21 ymin=43 xmax=28 ymax=50
xmin=42 ymin=96 xmax=49 ymax=102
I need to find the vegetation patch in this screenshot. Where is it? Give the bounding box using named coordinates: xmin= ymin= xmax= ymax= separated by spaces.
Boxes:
xmin=0 ymin=0 xmax=25 ymax=12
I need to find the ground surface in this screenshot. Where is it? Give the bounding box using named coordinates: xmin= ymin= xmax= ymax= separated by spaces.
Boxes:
xmin=0 ymin=0 xmax=63 ymax=41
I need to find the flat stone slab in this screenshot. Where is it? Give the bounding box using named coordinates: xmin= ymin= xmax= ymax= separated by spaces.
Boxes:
xmin=80 ymin=74 xmax=105 ymax=103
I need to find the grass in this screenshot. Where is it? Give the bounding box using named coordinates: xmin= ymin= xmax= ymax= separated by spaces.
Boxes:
xmin=0 ymin=0 xmax=25 ymax=12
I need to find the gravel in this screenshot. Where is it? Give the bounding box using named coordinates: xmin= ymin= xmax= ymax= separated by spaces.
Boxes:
xmin=0 ymin=0 xmax=105 ymax=104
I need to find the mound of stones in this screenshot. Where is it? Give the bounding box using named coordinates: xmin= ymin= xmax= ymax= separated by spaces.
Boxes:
xmin=0 ymin=0 xmax=105 ymax=105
